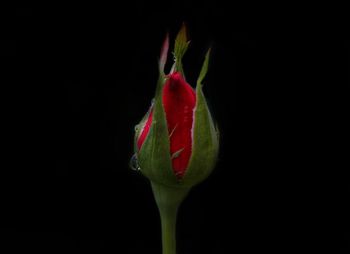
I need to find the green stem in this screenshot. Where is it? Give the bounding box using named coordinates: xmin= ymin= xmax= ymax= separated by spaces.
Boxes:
xmin=159 ymin=204 xmax=177 ymax=254
xmin=151 ymin=182 xmax=190 ymax=254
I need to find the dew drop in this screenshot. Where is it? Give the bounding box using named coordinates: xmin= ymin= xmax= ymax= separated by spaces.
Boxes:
xmin=129 ymin=154 xmax=141 ymax=171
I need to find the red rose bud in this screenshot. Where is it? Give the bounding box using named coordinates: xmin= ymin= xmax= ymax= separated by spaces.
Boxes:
xmin=133 ymin=25 xmax=219 ymax=188
xmin=137 ymin=72 xmax=196 ymax=178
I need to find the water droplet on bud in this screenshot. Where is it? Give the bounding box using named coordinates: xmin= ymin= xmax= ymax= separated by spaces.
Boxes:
xmin=129 ymin=154 xmax=141 ymax=171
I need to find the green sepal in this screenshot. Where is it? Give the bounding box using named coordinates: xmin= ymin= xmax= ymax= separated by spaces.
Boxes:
xmin=137 ymin=73 xmax=179 ymax=187
xmin=180 ymin=50 xmax=219 ymax=187
xmin=197 ymin=48 xmax=211 ymax=86
xmin=136 ymin=31 xmax=181 ymax=187
xmin=159 ymin=33 xmax=169 ymax=74
xmin=172 ymin=23 xmax=190 ymax=78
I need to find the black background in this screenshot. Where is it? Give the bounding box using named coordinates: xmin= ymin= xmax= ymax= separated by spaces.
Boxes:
xmin=1 ymin=2 xmax=349 ymax=254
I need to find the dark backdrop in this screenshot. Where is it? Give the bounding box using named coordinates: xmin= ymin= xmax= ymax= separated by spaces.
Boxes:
xmin=1 ymin=2 xmax=349 ymax=254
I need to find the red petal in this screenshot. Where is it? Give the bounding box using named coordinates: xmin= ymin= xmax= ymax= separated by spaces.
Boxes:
xmin=162 ymin=72 xmax=196 ymax=178
xmin=137 ymin=109 xmax=153 ymax=150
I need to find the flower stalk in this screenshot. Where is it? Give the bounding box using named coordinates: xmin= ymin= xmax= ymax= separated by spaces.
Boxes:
xmin=151 ymin=182 xmax=189 ymax=254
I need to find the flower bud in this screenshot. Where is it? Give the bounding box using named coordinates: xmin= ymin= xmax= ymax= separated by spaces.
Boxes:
xmin=132 ymin=25 xmax=219 ymax=188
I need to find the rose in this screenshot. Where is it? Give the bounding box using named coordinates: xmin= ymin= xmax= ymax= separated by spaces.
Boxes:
xmin=133 ymin=25 xmax=219 ymax=188
xmin=131 ymin=24 xmax=219 ymax=254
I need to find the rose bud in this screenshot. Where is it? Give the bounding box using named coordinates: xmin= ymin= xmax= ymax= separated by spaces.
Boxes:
xmin=131 ymin=24 xmax=219 ymax=254
xmin=132 ymin=25 xmax=219 ymax=189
